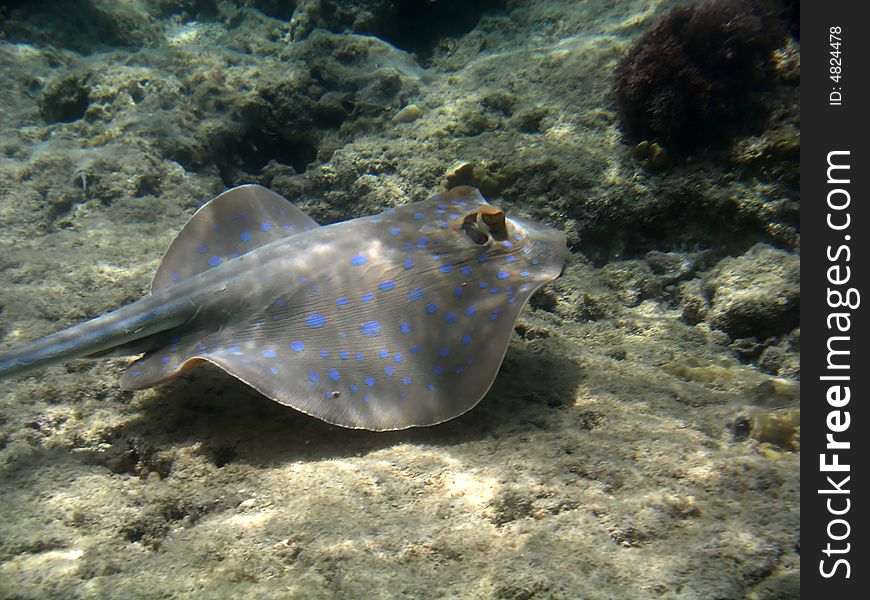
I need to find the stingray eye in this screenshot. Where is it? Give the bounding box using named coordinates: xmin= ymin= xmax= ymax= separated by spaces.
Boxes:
xmin=462 ymin=218 xmax=489 ymax=245
xmin=480 ymin=209 xmax=507 ymax=241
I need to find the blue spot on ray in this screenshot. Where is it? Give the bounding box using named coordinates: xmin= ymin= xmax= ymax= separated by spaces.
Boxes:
xmin=410 ymin=345 xmax=422 ymax=354
xmin=497 ymin=271 xmax=510 ymax=280
xmin=306 ymin=313 xmax=327 ymax=328
xmin=262 ymin=349 xmax=277 ymax=358
xmin=462 ymin=334 xmax=472 ymax=345
xmin=240 ymin=231 xmax=252 ymax=242
xmin=407 ymin=288 xmax=424 ymax=301
xmin=340 ymin=350 xmax=350 ymax=360
xmin=261 ymin=222 xmax=272 ymax=232
xmin=351 ymin=255 xmax=367 ymax=266
xmin=328 ymin=369 xmax=340 ymax=382
xmin=445 ymin=312 xmax=457 ymax=324
xmin=291 ymin=341 xmax=305 ymax=352
xmin=425 ymin=303 xmax=437 ymax=314
xmin=320 ymin=350 xmax=330 ymax=359
xmin=400 ymin=322 xmax=411 ymax=335
xmin=361 ymin=293 xmax=374 ymax=303
xmin=404 ymin=257 xmax=414 ymax=269
xmin=170 ymin=272 xmax=181 ymax=282
xmin=337 ymin=297 xmax=349 ymax=307
xmin=390 ymin=227 xmax=400 ymax=236
xmin=465 ymin=304 xmax=477 ymax=316
xmin=310 ymin=372 xmax=320 ymax=382
xmin=439 ymin=264 xmax=453 ymax=273
xmin=271 ymin=367 xmax=279 ymax=375
xmin=394 ymin=353 xmax=404 ymax=363
xmin=360 ymin=321 xmax=382 ymax=336
xmin=355 ymin=352 xmax=365 ymax=362
xmin=385 ymin=365 xmax=394 ymax=376
xmin=365 ymin=376 xmax=376 ymax=387
xmin=460 ymin=266 xmax=472 ymax=276
xmin=197 ymin=244 xmax=208 ymax=254
xmin=208 ymin=256 xmax=222 ymax=267
xmin=439 ymin=348 xmax=449 ymax=357
xmin=379 ymin=349 xmax=390 ymax=359
xmin=379 ymin=281 xmax=396 ymax=291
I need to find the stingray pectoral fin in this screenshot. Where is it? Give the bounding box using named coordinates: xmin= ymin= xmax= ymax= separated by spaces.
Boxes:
xmin=151 ymin=185 xmax=320 ymax=293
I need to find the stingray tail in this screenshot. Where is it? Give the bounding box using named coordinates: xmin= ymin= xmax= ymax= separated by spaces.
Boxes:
xmin=0 ymin=295 xmax=195 ymax=381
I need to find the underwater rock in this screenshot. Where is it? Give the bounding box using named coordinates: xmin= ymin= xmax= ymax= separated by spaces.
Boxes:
xmin=599 ymin=260 xmax=662 ymax=307
xmin=2 ymin=0 xmax=157 ymax=52
xmin=510 ymin=105 xmax=550 ymax=133
xmin=703 ymin=244 xmax=799 ymax=340
xmin=756 ymin=328 xmax=800 ymax=378
xmin=443 ymin=161 xmax=507 ymax=197
xmin=731 ymin=406 xmax=800 ymax=451
xmin=644 ymin=250 xmax=696 ymax=284
xmin=39 ymin=73 xmax=91 ymax=123
xmin=630 ymin=141 xmax=671 ymax=172
xmin=675 ymin=279 xmax=708 ymax=325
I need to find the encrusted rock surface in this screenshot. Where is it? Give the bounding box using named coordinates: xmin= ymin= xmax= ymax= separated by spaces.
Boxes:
xmin=0 ymin=1 xmax=799 ymax=597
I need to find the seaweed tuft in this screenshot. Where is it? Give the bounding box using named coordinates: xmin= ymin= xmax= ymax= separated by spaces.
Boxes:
xmin=613 ymin=0 xmax=787 ymax=152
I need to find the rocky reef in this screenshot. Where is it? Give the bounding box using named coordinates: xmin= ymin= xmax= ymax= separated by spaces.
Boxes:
xmin=0 ymin=1 xmax=799 ymax=598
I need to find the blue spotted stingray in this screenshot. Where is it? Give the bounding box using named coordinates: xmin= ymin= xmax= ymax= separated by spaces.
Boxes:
xmin=0 ymin=185 xmax=566 ymax=430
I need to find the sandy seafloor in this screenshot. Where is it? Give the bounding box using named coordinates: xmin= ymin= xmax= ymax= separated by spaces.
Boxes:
xmin=0 ymin=1 xmax=800 ymax=598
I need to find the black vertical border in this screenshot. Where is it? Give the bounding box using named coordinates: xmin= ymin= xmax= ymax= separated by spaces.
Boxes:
xmin=802 ymin=1 xmax=870 ymax=596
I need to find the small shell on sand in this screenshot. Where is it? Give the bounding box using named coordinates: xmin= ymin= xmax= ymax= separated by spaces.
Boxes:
xmin=393 ymin=104 xmax=423 ymax=123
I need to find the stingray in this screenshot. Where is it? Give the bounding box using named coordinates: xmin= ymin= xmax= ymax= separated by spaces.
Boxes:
xmin=0 ymin=185 xmax=566 ymax=430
